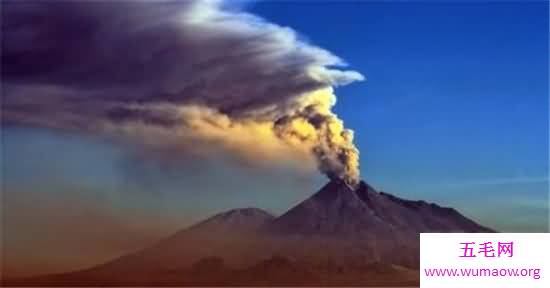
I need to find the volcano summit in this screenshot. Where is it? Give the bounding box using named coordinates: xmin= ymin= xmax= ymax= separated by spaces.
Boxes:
xmin=6 ymin=180 xmax=493 ymax=286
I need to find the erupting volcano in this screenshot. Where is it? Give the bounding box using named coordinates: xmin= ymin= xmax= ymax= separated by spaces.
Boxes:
xmin=2 ymin=1 xmax=516 ymax=286
xmin=6 ymin=179 xmax=493 ymax=286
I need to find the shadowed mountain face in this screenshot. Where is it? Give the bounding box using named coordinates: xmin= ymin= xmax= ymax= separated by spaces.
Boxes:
xmin=271 ymin=180 xmax=492 ymax=235
xmin=5 ymin=180 xmax=493 ymax=286
xmin=265 ymin=180 xmax=492 ymax=269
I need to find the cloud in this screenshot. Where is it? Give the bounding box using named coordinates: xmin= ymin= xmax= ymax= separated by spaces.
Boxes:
xmin=439 ymin=175 xmax=549 ymax=188
xmin=1 ymin=0 xmax=364 ymax=184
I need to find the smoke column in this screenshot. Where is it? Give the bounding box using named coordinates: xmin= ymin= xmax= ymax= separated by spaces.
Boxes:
xmin=1 ymin=0 xmax=364 ymax=185
xmin=273 ymin=88 xmax=360 ymax=185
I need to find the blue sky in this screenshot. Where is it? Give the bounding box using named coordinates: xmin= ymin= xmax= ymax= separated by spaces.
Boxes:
xmin=249 ymin=1 xmax=549 ymax=231
xmin=2 ymin=2 xmax=548 ymax=265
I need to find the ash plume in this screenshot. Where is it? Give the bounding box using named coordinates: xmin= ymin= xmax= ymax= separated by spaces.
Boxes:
xmin=1 ymin=0 xmax=364 ymax=185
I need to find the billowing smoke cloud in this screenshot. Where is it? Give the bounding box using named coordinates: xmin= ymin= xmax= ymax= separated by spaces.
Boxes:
xmin=1 ymin=0 xmax=364 ymax=185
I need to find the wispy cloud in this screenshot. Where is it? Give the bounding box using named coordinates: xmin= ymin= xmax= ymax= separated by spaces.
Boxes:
xmin=1 ymin=0 xmax=364 ymax=184
xmin=439 ymin=175 xmax=548 ymax=188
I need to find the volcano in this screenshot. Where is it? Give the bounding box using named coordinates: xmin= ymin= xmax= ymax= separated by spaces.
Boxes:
xmin=5 ymin=180 xmax=493 ymax=286
xmin=271 ymin=179 xmax=492 ymax=235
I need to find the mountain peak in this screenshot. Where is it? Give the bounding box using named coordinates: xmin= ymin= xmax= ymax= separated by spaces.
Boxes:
xmin=268 ymin=179 xmax=385 ymax=235
xmin=269 ymin=179 xmax=493 ymax=237
xmin=298 ymin=178 xmax=381 ymax=213
xmin=9 ymin=179 xmax=495 ymax=286
xmin=184 ymin=207 xmax=275 ymax=234
xmin=219 ymin=207 xmax=274 ymax=218
xmin=308 ymin=178 xmax=357 ymax=203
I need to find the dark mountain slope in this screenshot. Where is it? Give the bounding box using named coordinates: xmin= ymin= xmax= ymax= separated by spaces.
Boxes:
xmin=5 ymin=180 xmax=493 ymax=286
